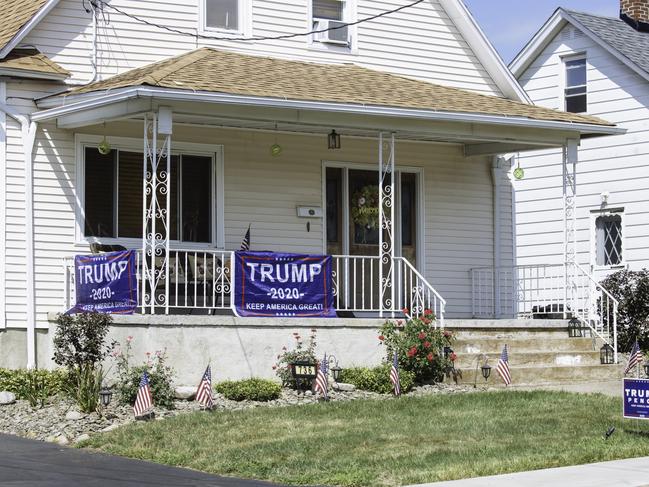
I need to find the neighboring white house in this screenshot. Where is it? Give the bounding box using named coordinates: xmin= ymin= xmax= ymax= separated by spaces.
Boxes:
xmin=511 ymin=2 xmax=649 ymax=286
xmin=0 ymin=0 xmax=620 ymax=378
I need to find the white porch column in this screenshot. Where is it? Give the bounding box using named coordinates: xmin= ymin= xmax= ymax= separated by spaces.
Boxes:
xmin=378 ymin=133 xmax=395 ymax=318
xmin=142 ymin=110 xmax=172 ymax=314
xmin=563 ymin=139 xmax=579 ymax=318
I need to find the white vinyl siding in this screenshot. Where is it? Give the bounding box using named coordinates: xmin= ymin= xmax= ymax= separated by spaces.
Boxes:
xmin=515 ymin=23 xmax=649 ymax=273
xmin=22 ymin=0 xmax=502 ymax=96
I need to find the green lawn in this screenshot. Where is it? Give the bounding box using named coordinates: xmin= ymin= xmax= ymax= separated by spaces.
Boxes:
xmin=82 ymin=391 xmax=649 ymax=486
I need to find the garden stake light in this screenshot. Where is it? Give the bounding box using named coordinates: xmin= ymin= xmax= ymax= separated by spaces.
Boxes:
xmin=99 ymin=387 xmax=113 ymax=408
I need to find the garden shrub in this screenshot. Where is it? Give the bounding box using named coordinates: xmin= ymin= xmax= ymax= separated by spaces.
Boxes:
xmin=215 ymin=378 xmax=282 ymax=402
xmin=274 ymin=329 xmax=318 ymax=389
xmin=53 ymin=312 xmax=114 ymax=413
xmin=339 ymin=364 xmax=415 ymax=395
xmin=0 ymin=368 xmax=68 ymax=407
xmin=114 ymin=338 xmax=176 ymax=409
xmin=599 ymin=269 xmax=649 ymax=352
xmin=379 ymin=309 xmax=456 ymax=383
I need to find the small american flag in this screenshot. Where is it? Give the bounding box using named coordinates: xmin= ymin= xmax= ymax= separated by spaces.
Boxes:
xmin=314 ymin=355 xmax=328 ymax=399
xmin=195 ymin=365 xmax=214 ymax=409
xmin=390 ymin=352 xmax=400 ymax=397
xmin=625 ymin=341 xmax=643 ymax=376
xmin=496 ymin=345 xmax=512 ymax=386
xmin=240 ymin=225 xmax=251 ymax=251
xmin=133 ymin=371 xmax=153 ymax=417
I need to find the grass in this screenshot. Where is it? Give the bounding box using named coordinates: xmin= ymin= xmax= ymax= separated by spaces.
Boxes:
xmin=82 ymin=391 xmax=649 ymax=486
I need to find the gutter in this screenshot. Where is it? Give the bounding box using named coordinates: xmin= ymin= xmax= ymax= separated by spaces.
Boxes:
xmin=32 ymin=87 xmax=626 ymax=136
xmin=0 ymin=96 xmax=37 ymax=369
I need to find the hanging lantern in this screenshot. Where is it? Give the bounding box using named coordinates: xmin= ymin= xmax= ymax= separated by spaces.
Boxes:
xmin=270 ymin=143 xmax=282 ymax=157
xmin=98 ymin=136 xmax=111 ymax=155
xmin=481 ymin=363 xmax=491 ymax=380
xmin=567 ymin=317 xmax=583 ymax=338
xmin=600 ymin=344 xmax=615 ymax=365
xmin=513 ymin=164 xmax=524 ymax=180
xmin=328 ymin=129 xmax=341 ymax=150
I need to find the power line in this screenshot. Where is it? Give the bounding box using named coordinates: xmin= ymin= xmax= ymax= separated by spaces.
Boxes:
xmin=91 ymin=0 xmax=425 ymax=42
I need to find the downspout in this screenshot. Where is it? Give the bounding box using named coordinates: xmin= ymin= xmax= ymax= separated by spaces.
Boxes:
xmin=491 ymin=157 xmax=503 ymax=318
xmin=0 ymin=99 xmax=37 ymax=368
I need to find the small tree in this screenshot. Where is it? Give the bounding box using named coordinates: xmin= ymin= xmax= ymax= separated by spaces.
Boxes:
xmin=599 ymin=269 xmax=649 ymax=352
xmin=53 ymin=312 xmax=114 ymax=412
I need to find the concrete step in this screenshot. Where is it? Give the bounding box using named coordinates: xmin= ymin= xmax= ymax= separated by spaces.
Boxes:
xmin=454 ymin=350 xmax=603 ymax=369
xmin=453 ymin=337 xmax=597 ymax=354
xmin=456 ymin=363 xmax=623 ymax=386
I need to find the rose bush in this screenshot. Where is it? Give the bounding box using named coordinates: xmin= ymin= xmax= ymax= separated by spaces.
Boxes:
xmin=379 ymin=309 xmax=455 ymax=383
xmin=274 ymin=329 xmax=318 ymax=389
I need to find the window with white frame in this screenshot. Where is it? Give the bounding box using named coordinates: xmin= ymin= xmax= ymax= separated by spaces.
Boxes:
xmin=564 ymin=56 xmax=587 ymax=113
xmin=311 ymin=0 xmax=351 ymax=47
xmin=594 ymin=212 xmax=623 ymax=266
xmin=83 ymin=146 xmax=215 ymax=244
xmin=203 ymin=0 xmax=245 ymax=33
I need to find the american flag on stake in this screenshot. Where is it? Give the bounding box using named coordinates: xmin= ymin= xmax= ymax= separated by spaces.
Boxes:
xmin=240 ymin=224 xmax=251 ymax=251
xmin=133 ymin=371 xmax=153 ymax=417
xmin=314 ymin=354 xmax=328 ymax=399
xmin=390 ymin=351 xmax=401 ymax=397
xmin=496 ymin=345 xmax=512 ymax=386
xmin=625 ymin=340 xmax=643 ymax=376
xmin=195 ymin=364 xmax=214 ymax=409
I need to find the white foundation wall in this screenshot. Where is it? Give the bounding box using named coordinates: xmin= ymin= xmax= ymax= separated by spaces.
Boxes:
xmin=22 ymin=0 xmax=502 ymax=96
xmin=515 ymin=24 xmax=649 ymax=272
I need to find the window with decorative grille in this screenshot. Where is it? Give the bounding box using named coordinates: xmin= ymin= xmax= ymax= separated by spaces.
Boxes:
xmin=595 ymin=214 xmax=623 ymax=266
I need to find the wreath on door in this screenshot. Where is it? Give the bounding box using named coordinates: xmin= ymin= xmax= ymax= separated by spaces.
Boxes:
xmin=351 ymin=185 xmax=380 ymax=229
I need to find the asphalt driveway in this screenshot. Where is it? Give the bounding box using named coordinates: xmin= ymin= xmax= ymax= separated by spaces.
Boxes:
xmin=0 ymin=433 xmax=285 ymax=487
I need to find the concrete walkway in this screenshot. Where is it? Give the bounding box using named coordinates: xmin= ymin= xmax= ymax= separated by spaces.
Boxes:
xmin=408 ymin=457 xmax=649 ymax=487
xmin=0 ymin=433 xmax=284 ymax=487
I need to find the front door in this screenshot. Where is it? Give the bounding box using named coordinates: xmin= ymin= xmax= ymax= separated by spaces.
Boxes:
xmin=326 ymin=166 xmax=420 ymax=311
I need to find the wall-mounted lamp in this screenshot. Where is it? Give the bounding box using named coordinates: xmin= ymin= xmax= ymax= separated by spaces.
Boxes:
xmin=328 ymin=130 xmax=341 ymax=150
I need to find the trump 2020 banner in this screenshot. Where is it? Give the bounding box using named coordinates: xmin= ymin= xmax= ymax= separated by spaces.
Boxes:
xmin=624 ymin=378 xmax=649 ymax=419
xmin=234 ymin=251 xmax=336 ymax=318
xmin=69 ymin=250 xmax=138 ymax=314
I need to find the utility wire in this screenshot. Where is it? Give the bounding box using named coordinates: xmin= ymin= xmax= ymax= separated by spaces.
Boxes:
xmin=90 ymin=0 xmax=425 ymax=42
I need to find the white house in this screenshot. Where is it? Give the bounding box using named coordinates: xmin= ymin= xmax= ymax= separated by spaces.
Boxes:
xmin=0 ymin=0 xmax=621 ymax=380
xmin=510 ymin=2 xmax=649 ymax=311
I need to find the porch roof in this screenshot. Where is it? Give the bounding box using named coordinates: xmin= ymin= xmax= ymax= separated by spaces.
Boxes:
xmin=0 ymin=48 xmax=69 ymax=80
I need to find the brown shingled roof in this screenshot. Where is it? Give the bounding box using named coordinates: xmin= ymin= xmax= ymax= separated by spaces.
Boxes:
xmin=0 ymin=48 xmax=68 ymax=77
xmin=0 ymin=0 xmax=49 ymax=51
xmin=68 ymin=47 xmax=613 ymax=127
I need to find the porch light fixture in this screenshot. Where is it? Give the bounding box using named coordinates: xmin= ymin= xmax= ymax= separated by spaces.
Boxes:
xmin=328 ymin=129 xmax=341 ymax=150
xmin=567 ymin=317 xmax=583 ymax=338
xmin=513 ymin=161 xmax=524 ymax=180
xmin=99 ymin=387 xmax=113 ymax=408
xmin=270 ymin=123 xmax=282 ymax=157
xmin=98 ymin=122 xmax=111 ymax=155
xmin=600 ymin=344 xmax=615 ymax=365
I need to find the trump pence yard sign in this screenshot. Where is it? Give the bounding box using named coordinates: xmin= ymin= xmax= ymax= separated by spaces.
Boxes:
xmin=624 ymin=378 xmax=649 ymax=419
xmin=234 ymin=251 xmax=335 ymax=317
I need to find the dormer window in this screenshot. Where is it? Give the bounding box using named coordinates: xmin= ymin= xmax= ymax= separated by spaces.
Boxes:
xmin=312 ymin=0 xmax=351 ymax=47
xmin=564 ymin=56 xmax=587 ymax=113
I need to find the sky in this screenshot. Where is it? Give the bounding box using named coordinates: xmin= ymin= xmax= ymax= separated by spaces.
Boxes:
xmin=462 ymin=0 xmax=619 ymax=63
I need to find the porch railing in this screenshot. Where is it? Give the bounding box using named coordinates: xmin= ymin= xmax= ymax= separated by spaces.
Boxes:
xmin=471 ymin=262 xmax=617 ymax=361
xmin=63 ymin=251 xmax=445 ymax=325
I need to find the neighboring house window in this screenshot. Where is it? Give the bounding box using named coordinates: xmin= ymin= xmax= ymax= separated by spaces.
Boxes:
xmin=564 ymin=56 xmax=587 ymax=113
xmin=83 ymin=147 xmax=214 ymax=244
xmin=203 ymin=0 xmax=248 ymax=33
xmin=595 ymin=213 xmax=623 ymax=266
xmin=312 ymin=0 xmax=351 ymax=47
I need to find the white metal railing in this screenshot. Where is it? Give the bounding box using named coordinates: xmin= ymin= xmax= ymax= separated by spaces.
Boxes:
xmin=64 ymin=251 xmax=445 ymax=324
xmin=471 ymin=262 xmax=618 ymax=360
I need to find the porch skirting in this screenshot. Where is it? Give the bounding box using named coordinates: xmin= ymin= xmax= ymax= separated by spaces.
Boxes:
xmin=15 ymin=315 xmax=387 ymax=384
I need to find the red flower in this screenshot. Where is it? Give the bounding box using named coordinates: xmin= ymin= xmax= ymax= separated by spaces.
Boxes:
xmin=423 ymin=341 xmax=431 ymax=349
xmin=424 ymin=308 xmax=433 ymax=316
xmin=443 ymin=330 xmax=452 ymax=338
xmin=418 ymin=331 xmax=426 ymax=340
xmin=397 ymin=320 xmax=403 ymax=327
xmin=427 ymin=352 xmax=434 ymax=362
xmin=272 ymin=365 xmax=277 ymax=370
xmin=422 ymin=318 xmax=431 ymax=325
xmin=378 ymin=335 xmax=385 ymax=342
xmin=407 ymin=346 xmax=418 ymax=358
xmin=450 ymin=352 xmax=457 ymax=362
xmin=402 ymin=307 xmax=409 ymax=314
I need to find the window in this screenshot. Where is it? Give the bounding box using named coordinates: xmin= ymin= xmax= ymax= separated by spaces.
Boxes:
xmin=595 ymin=213 xmax=623 ymax=266
xmin=83 ymin=147 xmax=214 ymax=244
xmin=564 ymin=56 xmax=587 ymax=113
xmin=204 ymin=0 xmax=245 ymax=32
xmin=311 ymin=0 xmax=350 ymax=47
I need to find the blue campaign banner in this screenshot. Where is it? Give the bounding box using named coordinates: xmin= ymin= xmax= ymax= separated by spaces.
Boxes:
xmin=624 ymin=378 xmax=649 ymax=419
xmin=234 ymin=251 xmax=336 ymax=318
xmin=69 ymin=250 xmax=138 ymax=314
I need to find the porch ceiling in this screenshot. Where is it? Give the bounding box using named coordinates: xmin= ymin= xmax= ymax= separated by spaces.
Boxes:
xmin=32 ymin=47 xmax=625 ymax=155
